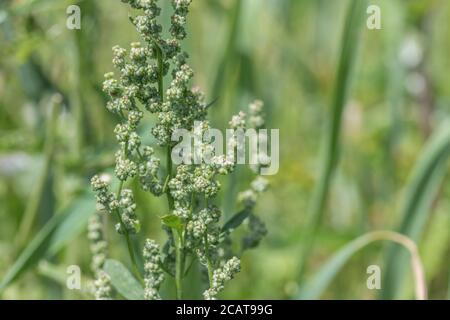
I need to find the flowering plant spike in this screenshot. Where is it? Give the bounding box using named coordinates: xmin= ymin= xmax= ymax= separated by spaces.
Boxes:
xmin=89 ymin=0 xmax=269 ymax=300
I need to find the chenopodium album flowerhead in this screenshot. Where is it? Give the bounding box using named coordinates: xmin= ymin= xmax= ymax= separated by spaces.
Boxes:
xmin=0 ymin=0 xmax=449 ymax=303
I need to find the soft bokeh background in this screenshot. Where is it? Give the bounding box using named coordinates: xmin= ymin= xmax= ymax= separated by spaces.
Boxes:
xmin=0 ymin=0 xmax=449 ymax=299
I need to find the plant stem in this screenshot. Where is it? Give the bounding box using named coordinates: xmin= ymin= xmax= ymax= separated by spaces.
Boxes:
xmin=124 ymin=225 xmax=144 ymax=284
xmin=205 ymin=234 xmax=214 ymax=288
xmin=155 ymin=39 xmax=185 ymax=299
xmin=164 ymin=120 xmax=182 ymax=298
xmin=298 ymin=0 xmax=366 ymax=282
xmin=155 ymin=43 xmax=164 ymax=102
xmin=203 ymin=197 xmax=214 ymax=287
xmin=166 ymin=147 xmax=175 ymax=210
xmin=114 ymin=180 xmax=144 ymax=285
xmin=207 ymin=258 xmax=214 ymax=288
xmin=175 ymin=230 xmax=185 ymax=299
xmin=165 ymin=143 xmax=182 ymax=299
xmin=16 ymin=95 xmax=60 ymax=248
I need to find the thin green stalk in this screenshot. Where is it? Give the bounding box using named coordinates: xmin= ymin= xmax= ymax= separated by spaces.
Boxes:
xmin=174 ymin=194 xmax=196 ymax=299
xmin=175 ymin=231 xmax=185 ymax=299
xmin=114 ymin=137 xmax=143 ymax=283
xmin=217 ymin=0 xmax=242 ymax=219
xmin=154 ymin=36 xmax=175 ymax=212
xmin=298 ymin=0 xmax=366 ymax=281
xmin=115 ymin=210 xmax=144 ymax=284
xmin=154 ymin=38 xmax=184 ymax=299
xmin=72 ymin=30 xmax=88 ymax=157
xmin=156 ymin=43 xmax=164 ymax=103
xmin=206 ymin=260 xmax=214 ymax=288
xmin=211 ymin=0 xmax=242 ymax=101
xmin=203 ymin=196 xmax=214 ymax=288
xmin=166 ymin=147 xmax=175 ymax=210
xmin=16 ymin=95 xmax=60 ymax=248
xmin=205 ymin=235 xmax=214 ymax=288
xmin=382 ymin=119 xmax=450 ymax=299
xmin=114 ymin=180 xmax=144 ymax=285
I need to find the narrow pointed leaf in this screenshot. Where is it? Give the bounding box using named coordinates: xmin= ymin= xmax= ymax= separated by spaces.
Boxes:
xmin=0 ymin=192 xmax=95 ymax=294
xmin=103 ymin=259 xmax=144 ymax=300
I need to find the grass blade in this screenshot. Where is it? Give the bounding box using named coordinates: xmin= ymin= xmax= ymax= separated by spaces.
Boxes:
xmin=48 ymin=194 xmax=96 ymax=255
xmin=297 ymin=231 xmax=426 ymax=300
xmin=103 ymin=259 xmax=144 ymax=300
xmin=210 ymin=0 xmax=242 ymax=101
xmin=382 ymin=119 xmax=450 ymax=299
xmin=298 ymin=0 xmax=367 ymax=279
xmin=15 ymin=94 xmax=60 ymax=248
xmin=0 ymin=192 xmax=95 ymax=295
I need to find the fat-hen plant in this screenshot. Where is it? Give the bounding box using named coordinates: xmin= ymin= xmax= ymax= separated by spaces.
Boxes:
xmin=89 ymin=0 xmax=269 ymax=300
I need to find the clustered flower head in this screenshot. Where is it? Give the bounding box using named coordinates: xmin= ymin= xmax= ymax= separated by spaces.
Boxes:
xmin=105 ymin=0 xmax=208 ymax=148
xmin=203 ymin=257 xmax=241 ymax=300
xmin=87 ymin=215 xmax=108 ymax=273
xmin=248 ymin=100 xmax=265 ymax=129
xmin=116 ymin=189 xmax=140 ymax=234
xmin=242 ymin=213 xmax=268 ymax=251
xmin=94 ymin=271 xmax=113 ymax=300
xmin=93 ymin=0 xmax=208 ymax=236
xmin=89 ymin=0 xmax=270 ymax=300
xmin=237 ymin=176 xmax=269 ymax=251
xmin=88 ymin=214 xmax=112 ymax=300
xmin=139 ymin=146 xmax=163 ymax=195
xmin=185 ymin=204 xmax=221 ymax=248
xmin=229 ymin=111 xmax=246 ymax=129
xmin=143 ymin=239 xmax=164 ymax=300
xmin=91 ymin=174 xmax=117 ymax=213
xmin=238 ymin=176 xmax=269 ymax=209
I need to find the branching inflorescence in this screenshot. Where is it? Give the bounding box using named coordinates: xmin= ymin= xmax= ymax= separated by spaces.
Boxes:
xmin=90 ymin=0 xmax=270 ymax=300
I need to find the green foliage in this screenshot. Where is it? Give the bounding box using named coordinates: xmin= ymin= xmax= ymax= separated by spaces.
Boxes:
xmin=299 ymin=0 xmax=367 ymax=279
xmin=1 ymin=0 xmax=449 ymax=300
xmin=0 ymin=193 xmax=95 ymax=295
xmin=103 ymin=259 xmax=144 ymax=300
xmin=298 ymin=231 xmax=426 ymax=300
xmin=161 ymin=214 xmax=183 ymax=232
xmin=383 ymin=120 xmax=450 ymax=299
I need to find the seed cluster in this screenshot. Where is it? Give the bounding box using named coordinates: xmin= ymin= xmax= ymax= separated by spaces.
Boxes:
xmin=143 ymin=239 xmax=165 ymax=300
xmin=94 ymin=271 xmax=113 ymax=300
xmin=203 ymin=257 xmax=241 ymax=300
xmin=90 ymin=0 xmax=269 ymax=300
xmin=88 ymin=214 xmax=112 ymax=300
xmin=87 ymin=215 xmax=108 ymax=273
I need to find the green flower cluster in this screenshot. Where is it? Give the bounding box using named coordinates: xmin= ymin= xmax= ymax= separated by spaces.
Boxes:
xmin=88 ymin=214 xmax=112 ymax=300
xmin=94 ymin=271 xmax=113 ymax=300
xmin=90 ymin=0 xmax=270 ymax=300
xmin=143 ymin=239 xmax=164 ymax=300
xmin=203 ymin=257 xmax=241 ymax=300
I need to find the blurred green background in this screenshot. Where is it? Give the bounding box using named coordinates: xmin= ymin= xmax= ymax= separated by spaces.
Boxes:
xmin=0 ymin=0 xmax=449 ymax=299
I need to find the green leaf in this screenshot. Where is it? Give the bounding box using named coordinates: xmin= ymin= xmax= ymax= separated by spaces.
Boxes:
xmin=48 ymin=194 xmax=96 ymax=255
xmin=103 ymin=259 xmax=144 ymax=300
xmin=297 ymin=233 xmax=373 ymax=299
xmin=383 ymin=119 xmax=450 ymax=299
xmin=210 ymin=0 xmax=242 ymax=101
xmin=161 ymin=214 xmax=183 ymax=232
xmin=0 ymin=192 xmax=95 ymax=294
xmin=221 ymin=209 xmax=251 ymax=235
xmin=16 ymin=95 xmax=59 ymax=248
xmin=298 ymin=0 xmax=367 ymax=280
xmin=297 ymin=231 xmax=426 ymax=300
